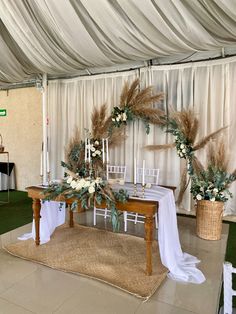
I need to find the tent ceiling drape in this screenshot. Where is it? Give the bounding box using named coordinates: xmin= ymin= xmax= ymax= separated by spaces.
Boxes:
xmin=0 ymin=0 xmax=236 ymax=85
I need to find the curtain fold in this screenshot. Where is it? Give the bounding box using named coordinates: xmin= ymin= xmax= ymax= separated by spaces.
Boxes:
xmin=0 ymin=0 xmax=236 ymax=84
xmin=47 ymin=56 xmax=236 ymax=214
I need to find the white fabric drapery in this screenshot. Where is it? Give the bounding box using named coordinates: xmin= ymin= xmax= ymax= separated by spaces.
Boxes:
xmin=47 ymin=56 xmax=236 ymax=215
xmin=0 ymin=0 xmax=236 ymax=84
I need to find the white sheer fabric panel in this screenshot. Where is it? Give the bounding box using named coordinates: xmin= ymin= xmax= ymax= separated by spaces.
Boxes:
xmin=48 ymin=57 xmax=236 ymax=214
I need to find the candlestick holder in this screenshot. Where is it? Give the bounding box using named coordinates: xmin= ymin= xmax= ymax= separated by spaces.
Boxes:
xmin=141 ymin=184 xmax=146 ymax=198
xmin=132 ymin=183 xmax=138 ymax=197
xmin=47 ymin=171 xmax=51 ymax=185
xmin=40 ymin=174 xmax=43 ymax=186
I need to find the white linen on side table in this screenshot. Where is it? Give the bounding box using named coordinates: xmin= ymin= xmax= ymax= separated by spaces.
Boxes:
xmin=114 ymin=183 xmax=205 ymax=284
xmin=18 ymin=201 xmax=65 ymax=244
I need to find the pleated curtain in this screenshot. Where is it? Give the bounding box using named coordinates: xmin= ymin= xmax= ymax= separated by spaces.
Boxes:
xmin=47 ymin=56 xmax=236 ymax=214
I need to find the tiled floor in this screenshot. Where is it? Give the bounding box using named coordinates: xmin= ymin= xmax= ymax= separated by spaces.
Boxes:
xmin=0 ymin=212 xmax=228 ymax=314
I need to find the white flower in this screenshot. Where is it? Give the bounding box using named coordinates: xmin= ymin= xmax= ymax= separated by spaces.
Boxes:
xmin=95 ymin=150 xmax=101 ymax=155
xmin=88 ymin=186 xmax=95 ymax=194
xmin=196 ymin=194 xmax=202 ymax=200
xmin=112 ymin=118 xmax=115 ymax=122
xmin=76 ymin=182 xmax=82 ymax=190
xmin=70 ymin=180 xmax=77 ymax=189
xmin=210 ymin=197 xmax=216 ymax=202
xmin=179 ymin=152 xmax=183 ymax=157
xmin=182 ymin=148 xmax=186 ymax=154
xmin=84 ymin=181 xmax=90 ymax=188
xmin=122 ymin=113 xmax=127 ymax=121
xmin=66 ymin=176 xmax=73 ymax=184
xmin=90 ymin=181 xmax=96 ymax=186
xmin=180 ymin=144 xmax=185 ymax=149
xmin=116 ymin=117 xmax=120 ymax=122
xmin=118 ymin=114 xmax=121 ymax=119
xmin=91 ymin=147 xmax=95 ymax=152
xmin=213 ymin=188 xmax=218 ymax=193
xmin=95 ymin=140 xmax=99 ymax=145
xmin=92 ymin=153 xmax=96 ymax=157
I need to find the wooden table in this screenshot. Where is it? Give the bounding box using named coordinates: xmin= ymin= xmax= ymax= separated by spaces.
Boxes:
xmin=26 ymin=186 xmax=158 ymax=276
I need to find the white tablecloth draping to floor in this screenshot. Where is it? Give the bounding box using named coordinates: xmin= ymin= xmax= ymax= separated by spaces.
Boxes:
xmin=18 ymin=201 xmax=65 ymax=244
xmin=113 ymin=183 xmax=206 ymax=284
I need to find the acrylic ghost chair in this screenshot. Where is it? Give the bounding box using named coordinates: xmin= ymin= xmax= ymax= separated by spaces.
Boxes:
xmin=93 ymin=165 xmax=126 ymax=226
xmin=123 ymin=167 xmax=159 ymax=232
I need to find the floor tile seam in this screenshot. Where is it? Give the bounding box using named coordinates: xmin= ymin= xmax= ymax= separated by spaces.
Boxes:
xmin=0 ymin=264 xmax=39 ymax=296
xmin=0 ymin=295 xmax=36 ymax=313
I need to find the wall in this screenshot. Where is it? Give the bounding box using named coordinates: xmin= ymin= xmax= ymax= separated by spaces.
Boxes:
xmin=0 ymin=87 xmax=42 ymax=191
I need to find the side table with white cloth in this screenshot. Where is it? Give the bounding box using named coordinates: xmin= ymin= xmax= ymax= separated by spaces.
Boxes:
xmin=0 ymin=161 xmax=16 ymax=190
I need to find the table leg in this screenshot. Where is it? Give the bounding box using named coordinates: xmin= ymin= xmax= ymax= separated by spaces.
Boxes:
xmin=69 ymin=205 xmax=74 ymax=228
xmin=32 ymin=198 xmax=41 ymax=246
xmin=145 ymin=215 xmax=153 ymax=275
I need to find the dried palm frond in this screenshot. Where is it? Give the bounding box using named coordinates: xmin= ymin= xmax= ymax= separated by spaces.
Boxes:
xmin=132 ymin=107 xmax=165 ymax=125
xmin=145 ymin=143 xmax=175 ymax=151
xmin=191 ymin=156 xmax=204 ymax=175
xmin=91 ymin=104 xmax=111 ymax=139
xmin=124 ymin=78 xmax=140 ymax=106
xmin=193 ymin=126 xmax=228 ymax=151
xmin=207 ymin=139 xmax=229 ymax=172
xmin=170 ymin=109 xmax=199 ymax=143
xmin=176 ymin=163 xmax=190 ymax=205
xmin=109 ymin=125 xmax=127 ymax=148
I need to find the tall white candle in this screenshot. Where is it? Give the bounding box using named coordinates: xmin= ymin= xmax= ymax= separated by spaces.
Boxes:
xmin=88 ymin=138 xmax=91 ymax=163
xmin=102 ymin=138 xmax=105 ymax=163
xmin=134 ymin=157 xmax=137 ymax=184
xmin=46 ymin=151 xmax=50 ymax=172
xmin=40 ymin=151 xmax=43 ymax=176
xmin=106 ymin=138 xmax=109 ymax=163
xmin=84 ymin=138 xmax=87 ymax=162
xmin=142 ymin=160 xmax=145 ymax=186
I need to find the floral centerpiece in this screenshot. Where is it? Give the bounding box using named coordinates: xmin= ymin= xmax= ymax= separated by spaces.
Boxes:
xmin=190 ymin=139 xmax=236 ymax=240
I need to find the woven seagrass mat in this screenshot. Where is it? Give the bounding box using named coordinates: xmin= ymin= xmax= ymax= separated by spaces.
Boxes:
xmin=4 ymin=224 xmax=167 ymax=300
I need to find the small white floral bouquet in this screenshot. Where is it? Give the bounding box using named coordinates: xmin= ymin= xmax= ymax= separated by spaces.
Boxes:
xmin=67 ymin=176 xmax=103 ymax=195
xmin=88 ymin=140 xmax=102 ymax=159
xmin=111 ymin=106 xmax=129 ymax=128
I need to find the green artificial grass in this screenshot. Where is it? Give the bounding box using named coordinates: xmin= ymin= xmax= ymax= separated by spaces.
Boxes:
xmin=0 ymin=190 xmax=33 ymax=234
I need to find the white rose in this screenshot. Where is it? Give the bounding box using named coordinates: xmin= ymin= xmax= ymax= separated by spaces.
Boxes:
xmin=180 ymin=144 xmax=185 ymax=149
xmin=76 ymin=182 xmax=82 ymax=190
xmin=116 ymin=117 xmax=120 ymax=122
xmin=66 ymin=176 xmax=73 ymax=184
xmin=112 ymin=118 xmax=115 ymax=122
xmin=95 ymin=140 xmax=99 ymax=145
xmin=84 ymin=181 xmax=90 ymax=188
xmin=118 ymin=114 xmax=121 ymax=119
xmin=122 ymin=113 xmax=127 ymax=121
xmin=95 ymin=150 xmax=101 ymax=155
xmin=92 ymin=153 xmax=96 ymax=157
xmin=196 ymin=194 xmax=202 ymax=200
xmin=91 ymin=147 xmax=95 ymax=152
xmin=210 ymin=197 xmax=215 ymax=202
xmin=182 ymin=148 xmax=186 ymax=154
xmin=213 ymin=188 xmax=218 ymax=193
xmin=88 ymin=186 xmax=95 ymax=194
xmin=179 ymin=152 xmax=183 ymax=157
xmin=70 ymin=180 xmax=77 ymax=189
xmin=79 ymin=179 xmax=86 ymax=187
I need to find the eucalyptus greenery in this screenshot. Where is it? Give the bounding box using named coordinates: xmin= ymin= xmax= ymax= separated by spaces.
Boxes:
xmin=190 ymin=165 xmax=236 ymax=202
xmin=44 ymin=176 xmax=129 ymax=232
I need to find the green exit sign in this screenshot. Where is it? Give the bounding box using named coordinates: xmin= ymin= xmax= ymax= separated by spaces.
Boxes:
xmin=0 ymin=109 xmax=7 ymax=116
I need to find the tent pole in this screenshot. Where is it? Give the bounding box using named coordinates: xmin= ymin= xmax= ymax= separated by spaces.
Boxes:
xmin=42 ymin=73 xmax=48 ymax=185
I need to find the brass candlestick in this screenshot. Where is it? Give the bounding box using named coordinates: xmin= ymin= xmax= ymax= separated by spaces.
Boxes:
xmin=141 ymin=184 xmax=146 ymax=198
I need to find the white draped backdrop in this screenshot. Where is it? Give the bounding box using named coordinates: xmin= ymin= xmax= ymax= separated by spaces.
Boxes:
xmin=47 ymin=56 xmax=236 ymax=214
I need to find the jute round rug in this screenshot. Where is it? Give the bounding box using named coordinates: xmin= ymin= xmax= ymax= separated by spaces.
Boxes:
xmin=4 ymin=224 xmax=167 ymax=300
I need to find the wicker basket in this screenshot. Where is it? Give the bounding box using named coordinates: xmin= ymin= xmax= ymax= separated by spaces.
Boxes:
xmin=196 ymin=200 xmax=224 ymax=240
xmin=0 ymin=134 xmax=4 ymax=152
